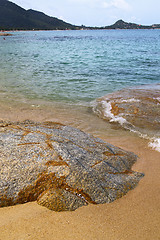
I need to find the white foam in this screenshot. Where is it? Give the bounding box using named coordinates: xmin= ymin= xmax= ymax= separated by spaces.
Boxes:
xmin=153 ymin=97 xmax=160 ymax=105
xmin=92 ymin=99 xmax=160 ymax=153
xmin=119 ymin=98 xmax=140 ymax=103
xmin=102 ymin=100 xmax=127 ymax=125
xmin=155 ymin=97 xmax=160 ymax=102
xmin=148 ymin=138 xmax=160 ymax=152
xmin=127 ymin=128 xmax=160 ymax=153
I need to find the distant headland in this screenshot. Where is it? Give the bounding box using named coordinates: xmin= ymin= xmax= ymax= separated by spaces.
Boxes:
xmin=99 ymin=19 xmax=160 ymax=30
xmin=0 ymin=0 xmax=159 ymax=31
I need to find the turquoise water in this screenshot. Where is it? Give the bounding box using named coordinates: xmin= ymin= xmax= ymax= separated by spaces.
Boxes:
xmin=0 ymin=30 xmax=160 ymax=104
xmin=0 ymin=30 xmax=160 ymax=151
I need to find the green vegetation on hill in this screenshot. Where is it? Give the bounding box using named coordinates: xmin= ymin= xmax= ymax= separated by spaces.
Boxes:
xmin=0 ymin=0 xmax=77 ymax=30
xmin=103 ymin=20 xmax=160 ymax=29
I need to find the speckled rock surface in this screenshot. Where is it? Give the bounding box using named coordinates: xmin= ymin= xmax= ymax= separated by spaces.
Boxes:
xmin=0 ymin=120 xmax=144 ymax=211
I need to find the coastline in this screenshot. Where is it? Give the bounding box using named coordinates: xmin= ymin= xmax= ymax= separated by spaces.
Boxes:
xmin=0 ymin=104 xmax=159 ymax=240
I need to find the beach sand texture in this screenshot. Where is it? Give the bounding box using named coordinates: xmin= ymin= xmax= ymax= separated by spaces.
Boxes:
xmin=0 ymin=104 xmax=159 ymax=240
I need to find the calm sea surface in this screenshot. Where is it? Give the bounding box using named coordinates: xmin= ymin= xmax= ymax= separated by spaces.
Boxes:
xmin=0 ymin=30 xmax=160 ymax=103
xmin=0 ymin=30 xmax=160 ymax=150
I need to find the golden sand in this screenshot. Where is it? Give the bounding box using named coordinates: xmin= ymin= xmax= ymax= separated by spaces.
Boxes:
xmin=0 ymin=102 xmax=159 ymax=240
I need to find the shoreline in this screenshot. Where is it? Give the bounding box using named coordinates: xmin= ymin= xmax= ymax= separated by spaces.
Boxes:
xmin=0 ymin=105 xmax=160 ymax=239
xmin=1 ymin=28 xmax=160 ymax=35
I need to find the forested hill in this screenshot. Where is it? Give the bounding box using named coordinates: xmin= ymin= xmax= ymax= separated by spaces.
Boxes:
xmin=103 ymin=20 xmax=160 ymax=29
xmin=0 ymin=0 xmax=77 ymax=30
xmin=0 ymin=0 xmax=159 ymax=30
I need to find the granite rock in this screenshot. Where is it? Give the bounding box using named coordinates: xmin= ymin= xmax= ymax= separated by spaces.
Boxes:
xmin=0 ymin=121 xmax=144 ymax=211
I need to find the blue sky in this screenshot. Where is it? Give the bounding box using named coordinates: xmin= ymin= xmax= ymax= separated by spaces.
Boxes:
xmin=11 ymin=0 xmax=160 ymax=26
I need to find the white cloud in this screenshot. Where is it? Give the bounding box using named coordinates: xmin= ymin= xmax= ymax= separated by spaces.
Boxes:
xmin=102 ymin=1 xmax=111 ymax=8
xmin=102 ymin=0 xmax=131 ymax=11
xmin=67 ymin=0 xmax=94 ymax=3
xmin=67 ymin=0 xmax=130 ymax=9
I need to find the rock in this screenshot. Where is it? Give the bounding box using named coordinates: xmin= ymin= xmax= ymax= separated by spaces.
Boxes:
xmin=0 ymin=33 xmax=12 ymax=36
xmin=92 ymin=85 xmax=160 ymax=136
xmin=0 ymin=121 xmax=144 ymax=211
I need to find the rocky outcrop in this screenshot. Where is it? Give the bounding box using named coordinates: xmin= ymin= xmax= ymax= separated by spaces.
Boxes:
xmin=93 ymin=85 xmax=160 ymax=136
xmin=0 ymin=33 xmax=12 ymax=36
xmin=0 ymin=121 xmax=144 ymax=211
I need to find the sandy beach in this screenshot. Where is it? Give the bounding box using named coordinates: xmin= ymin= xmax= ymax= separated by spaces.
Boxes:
xmin=0 ymin=102 xmax=160 ymax=240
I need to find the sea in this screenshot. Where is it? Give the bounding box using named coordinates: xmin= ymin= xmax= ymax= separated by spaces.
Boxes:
xmin=0 ymin=29 xmax=160 ymax=151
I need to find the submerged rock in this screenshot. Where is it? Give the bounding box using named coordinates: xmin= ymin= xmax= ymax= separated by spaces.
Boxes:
xmin=0 ymin=121 xmax=144 ymax=211
xmin=92 ymin=85 xmax=160 ymax=135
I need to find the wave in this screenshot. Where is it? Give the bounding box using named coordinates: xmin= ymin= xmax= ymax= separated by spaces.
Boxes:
xmin=92 ymin=84 xmax=160 ymax=152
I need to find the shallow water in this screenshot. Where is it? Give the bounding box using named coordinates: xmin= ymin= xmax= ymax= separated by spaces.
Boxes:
xmin=0 ymin=30 xmax=160 ymax=151
xmin=93 ymin=84 xmax=160 ymax=151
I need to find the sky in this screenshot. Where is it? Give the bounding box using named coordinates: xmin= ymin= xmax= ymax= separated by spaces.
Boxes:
xmin=11 ymin=0 xmax=160 ymax=27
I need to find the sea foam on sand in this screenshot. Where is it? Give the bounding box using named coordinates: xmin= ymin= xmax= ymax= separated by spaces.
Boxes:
xmin=149 ymin=138 xmax=160 ymax=152
xmin=101 ymin=100 xmax=127 ymax=125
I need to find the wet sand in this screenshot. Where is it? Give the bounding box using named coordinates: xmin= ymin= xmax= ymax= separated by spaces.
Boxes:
xmin=0 ymin=102 xmax=160 ymax=240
